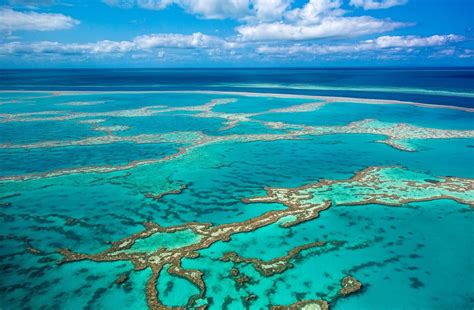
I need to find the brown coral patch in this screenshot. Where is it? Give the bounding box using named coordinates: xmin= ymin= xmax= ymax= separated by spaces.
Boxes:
xmin=338 ymin=276 xmax=362 ymax=297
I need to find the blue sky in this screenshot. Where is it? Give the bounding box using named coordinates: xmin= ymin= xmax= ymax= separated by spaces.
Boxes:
xmin=0 ymin=0 xmax=473 ymax=67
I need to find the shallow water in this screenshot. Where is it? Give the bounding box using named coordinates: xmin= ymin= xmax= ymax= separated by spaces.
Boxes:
xmin=0 ymin=89 xmax=473 ymax=309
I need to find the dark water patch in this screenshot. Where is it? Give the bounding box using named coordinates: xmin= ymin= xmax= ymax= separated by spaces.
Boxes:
xmin=409 ymin=277 xmax=425 ymax=289
xmin=86 ymin=274 xmax=103 ymax=281
xmin=85 ymin=287 xmax=108 ymax=310
xmin=1 ymin=193 xmax=21 ymax=200
xmin=164 ymin=280 xmax=174 ymax=297
xmin=74 ymin=283 xmax=93 ymax=295
xmin=0 ymin=142 xmax=179 ymax=177
xmin=0 ymin=283 xmax=27 ymax=293
xmin=122 ymin=281 xmax=133 ymax=293
xmin=222 ymin=296 xmax=234 ymax=309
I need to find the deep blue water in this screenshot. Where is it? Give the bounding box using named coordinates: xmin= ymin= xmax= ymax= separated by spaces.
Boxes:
xmin=1 ymin=68 xmax=473 ymax=107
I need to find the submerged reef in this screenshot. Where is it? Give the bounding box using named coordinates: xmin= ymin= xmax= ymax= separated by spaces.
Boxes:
xmin=1 ymin=93 xmax=473 ymax=183
xmin=338 ymin=276 xmax=362 ymax=297
xmin=1 ymin=91 xmax=473 ymax=309
xmin=57 ymin=166 xmax=473 ymax=309
xmin=271 ymin=299 xmax=329 ymax=310
xmin=270 ymin=276 xmax=362 ymax=310
xmin=220 ymin=241 xmax=333 ymax=277
xmin=3 ymin=118 xmax=471 ymax=152
xmin=145 ymin=184 xmax=188 ymax=201
xmin=1 ymin=115 xmax=473 ymax=182
xmin=244 ymin=166 xmax=474 ymax=208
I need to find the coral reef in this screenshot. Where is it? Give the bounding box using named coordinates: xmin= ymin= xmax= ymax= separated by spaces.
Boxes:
xmin=271 ymin=299 xmax=330 ymax=310
xmin=220 ymin=241 xmax=330 ymax=276
xmin=338 ymin=276 xmax=362 ymax=297
xmin=56 ymin=166 xmax=473 ymax=309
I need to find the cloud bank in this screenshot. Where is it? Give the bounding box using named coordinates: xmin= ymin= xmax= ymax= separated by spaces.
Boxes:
xmin=237 ymin=16 xmax=405 ymax=41
xmin=1 ymin=0 xmax=471 ymax=65
xmin=350 ymin=0 xmax=407 ymax=10
xmin=0 ymin=32 xmax=236 ymax=56
xmin=0 ymin=8 xmax=79 ymax=31
xmin=257 ymin=34 xmax=466 ymax=56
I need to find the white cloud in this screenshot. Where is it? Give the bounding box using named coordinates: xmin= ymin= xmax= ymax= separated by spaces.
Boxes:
xmin=133 ymin=32 xmax=238 ymax=48
xmin=257 ymin=34 xmax=465 ymax=55
xmin=0 ymin=32 xmax=238 ymax=56
xmin=136 ymin=0 xmax=174 ymax=10
xmin=178 ymin=0 xmax=250 ymax=19
xmin=236 ymin=0 xmax=407 ymax=41
xmin=7 ymin=0 xmax=57 ymax=9
xmin=458 ymin=49 xmax=473 ymax=59
xmin=258 ymin=42 xmax=368 ymax=55
xmin=249 ymin=0 xmax=291 ymax=22
xmin=285 ymin=0 xmax=344 ymax=24
xmin=350 ymin=0 xmax=407 ymax=10
xmin=6 ymin=33 xmax=461 ymax=58
xmin=104 ymin=0 xmax=252 ymax=19
xmin=367 ymin=34 xmax=465 ymax=48
xmin=104 ymin=0 xmax=325 ymax=21
xmin=0 ymin=8 xmax=79 ymax=31
xmin=237 ymin=16 xmax=405 ymax=41
xmin=428 ymin=47 xmax=455 ymax=58
xmin=103 ymin=0 xmax=409 ymax=42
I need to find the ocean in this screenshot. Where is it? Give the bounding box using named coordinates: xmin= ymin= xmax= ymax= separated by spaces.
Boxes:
xmin=0 ymin=68 xmax=473 ymax=309
xmin=1 ymin=68 xmax=474 ymax=107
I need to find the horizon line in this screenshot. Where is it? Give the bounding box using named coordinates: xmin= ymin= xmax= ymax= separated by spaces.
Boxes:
xmin=1 ymin=66 xmax=474 ymax=70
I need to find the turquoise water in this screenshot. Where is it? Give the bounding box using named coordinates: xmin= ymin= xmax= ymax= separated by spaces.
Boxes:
xmin=0 ymin=142 xmax=179 ymax=176
xmin=253 ymin=101 xmax=474 ymax=130
xmin=0 ymin=120 xmax=103 ymax=144
xmin=0 ymin=90 xmax=473 ymax=309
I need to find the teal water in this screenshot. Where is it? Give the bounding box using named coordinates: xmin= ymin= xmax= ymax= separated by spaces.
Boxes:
xmin=0 ymin=120 xmax=103 ymax=144
xmin=0 ymin=90 xmax=473 ymax=309
xmin=253 ymin=101 xmax=474 ymax=130
xmin=0 ymin=142 xmax=179 ymax=176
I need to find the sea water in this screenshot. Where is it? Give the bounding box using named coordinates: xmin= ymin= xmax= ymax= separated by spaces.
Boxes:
xmin=0 ymin=69 xmax=473 ymax=309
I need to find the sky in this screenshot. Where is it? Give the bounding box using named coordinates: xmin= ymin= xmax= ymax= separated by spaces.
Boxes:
xmin=0 ymin=0 xmax=473 ymax=68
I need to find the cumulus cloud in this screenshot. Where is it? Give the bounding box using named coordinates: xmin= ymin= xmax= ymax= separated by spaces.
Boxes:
xmin=103 ymin=0 xmax=408 ymax=42
xmin=367 ymin=34 xmax=464 ymax=48
xmin=0 ymin=8 xmax=79 ymax=31
xmin=350 ymin=0 xmax=407 ymax=10
xmin=2 ymin=0 xmax=466 ymax=64
xmin=237 ymin=16 xmax=404 ymax=41
xmin=257 ymin=34 xmax=465 ymax=55
xmin=0 ymin=32 xmax=237 ymax=56
xmin=104 ymin=0 xmax=325 ymax=21
xmin=285 ymin=0 xmax=344 ymax=23
xmin=458 ymin=49 xmax=473 ymax=59
xmin=237 ymin=0 xmax=407 ymax=41
xmin=248 ymin=0 xmax=291 ymax=22
xmin=104 ymin=0 xmax=252 ymax=19
xmin=180 ymin=0 xmax=295 ymax=20
xmin=134 ymin=32 xmax=238 ymax=49
xmin=178 ymin=0 xmax=251 ymax=19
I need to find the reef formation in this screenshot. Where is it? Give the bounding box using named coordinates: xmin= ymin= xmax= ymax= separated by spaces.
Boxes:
xmin=1 ymin=91 xmax=473 ymax=309
xmin=1 ymin=95 xmax=473 ymax=182
xmin=56 ymin=166 xmax=473 ymax=309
